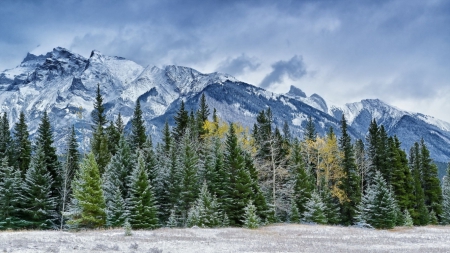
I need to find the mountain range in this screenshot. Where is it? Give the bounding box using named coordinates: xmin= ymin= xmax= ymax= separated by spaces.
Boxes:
xmin=1 ymin=47 xmax=449 ymax=162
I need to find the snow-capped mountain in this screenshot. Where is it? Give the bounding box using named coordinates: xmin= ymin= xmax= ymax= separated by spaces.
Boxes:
xmin=331 ymin=99 xmax=450 ymax=162
xmin=1 ymin=47 xmax=449 ymax=162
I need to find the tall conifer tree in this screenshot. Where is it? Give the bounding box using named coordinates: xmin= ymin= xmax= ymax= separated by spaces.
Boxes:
xmin=130 ymin=99 xmax=147 ymax=150
xmin=12 ymin=111 xmax=31 ymax=175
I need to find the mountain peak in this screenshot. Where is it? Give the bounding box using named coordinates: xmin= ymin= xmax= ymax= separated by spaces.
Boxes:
xmin=286 ymin=85 xmax=307 ymax=98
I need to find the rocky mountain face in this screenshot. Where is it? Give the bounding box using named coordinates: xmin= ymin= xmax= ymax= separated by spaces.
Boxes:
xmin=1 ymin=47 xmax=449 ymax=162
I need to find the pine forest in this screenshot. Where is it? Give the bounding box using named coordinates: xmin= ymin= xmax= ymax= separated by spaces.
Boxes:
xmin=1 ymin=85 xmax=449 ymax=231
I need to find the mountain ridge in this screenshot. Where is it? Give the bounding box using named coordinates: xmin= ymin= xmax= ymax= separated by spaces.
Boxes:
xmin=1 ymin=47 xmax=449 ymax=162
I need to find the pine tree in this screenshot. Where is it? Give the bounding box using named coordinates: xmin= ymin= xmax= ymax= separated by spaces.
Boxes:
xmin=366 ymin=119 xmax=379 ymax=187
xmin=142 ymin=136 xmax=157 ymax=185
xmin=106 ymin=185 xmax=128 ymax=227
xmin=290 ymin=138 xmax=314 ymax=218
xmin=409 ymin=143 xmax=429 ymax=225
xmin=178 ymin=130 xmax=200 ymax=220
xmin=103 ymin=134 xmax=134 ymax=205
xmin=305 ymin=115 xmax=316 ymax=142
xmin=91 ymin=83 xmax=107 ymax=128
xmin=186 ymin=182 xmax=221 ymax=228
xmin=196 ymin=93 xmax=210 ymax=139
xmin=35 ymin=111 xmax=61 ymax=199
xmin=419 ymin=140 xmax=442 ymax=219
xmin=162 ymin=121 xmax=172 ymax=155
xmin=303 ymin=191 xmax=327 ymax=224
xmin=172 ymin=100 xmax=189 ymax=141
xmin=242 ymin=200 xmax=261 ymax=229
xmin=224 ymin=123 xmax=254 ymax=226
xmin=0 ymin=158 xmax=24 ymax=229
xmin=12 ymin=111 xmax=31 ymax=175
xmin=356 ymin=171 xmax=397 ymax=229
xmin=127 ymin=151 xmax=159 ymax=229
xmin=339 ymin=115 xmax=361 ymax=225
xmin=106 ymin=120 xmax=120 ymax=156
xmin=69 ymin=152 xmax=106 ymax=228
xmin=403 ymin=209 xmax=413 ymax=227
xmin=0 ymin=112 xmax=13 ymax=164
xmin=166 ymin=209 xmax=178 ymax=228
xmin=442 ymin=163 xmax=450 ymax=225
xmin=130 ymin=99 xmax=147 ymax=150
xmin=320 ymin=186 xmax=341 ymax=225
xmin=21 ymin=145 xmax=57 ymax=229
xmin=289 ymin=200 xmax=300 ymax=223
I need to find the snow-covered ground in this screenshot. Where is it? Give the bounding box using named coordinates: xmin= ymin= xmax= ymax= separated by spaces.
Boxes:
xmin=1 ymin=224 xmax=449 ymax=252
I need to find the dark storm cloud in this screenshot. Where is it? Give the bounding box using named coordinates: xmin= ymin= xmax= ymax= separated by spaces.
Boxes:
xmin=216 ymin=54 xmax=260 ymax=76
xmin=260 ymin=56 xmax=307 ymax=89
xmin=1 ymin=0 xmax=450 ymax=120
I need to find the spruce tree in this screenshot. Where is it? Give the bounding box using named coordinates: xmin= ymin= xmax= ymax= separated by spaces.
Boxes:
xmin=290 ymin=138 xmax=314 ymax=218
xmin=339 ymin=115 xmax=361 ymax=225
xmin=441 ymin=163 xmax=450 ymax=224
xmin=142 ymin=136 xmax=157 ymax=185
xmin=303 ymin=191 xmax=327 ymax=224
xmin=224 ymin=123 xmax=254 ymax=226
xmin=356 ymin=171 xmax=397 ymax=229
xmin=366 ymin=119 xmax=379 ymax=187
xmin=106 ymin=185 xmax=128 ymax=227
xmin=320 ymin=186 xmax=341 ymax=225
xmin=178 ymin=130 xmax=200 ymax=220
xmin=35 ymin=111 xmax=60 ymax=198
xmin=172 ymin=100 xmax=189 ymax=141
xmin=106 ymin=120 xmax=120 ymax=156
xmin=130 ymin=99 xmax=147 ymax=150
xmin=419 ymin=140 xmax=442 ymax=218
xmin=403 ymin=209 xmax=414 ymax=227
xmin=242 ymin=200 xmax=261 ymax=229
xmin=0 ymin=158 xmax=24 ymax=229
xmin=196 ymin=93 xmax=210 ymax=139
xmin=21 ymin=145 xmax=57 ymax=229
xmin=305 ymin=115 xmax=316 ymax=142
xmin=0 ymin=112 xmax=13 ymax=164
xmin=127 ymin=151 xmax=159 ymax=229
xmin=91 ymin=83 xmax=107 ymax=128
xmin=69 ymin=152 xmax=106 ymax=228
xmin=12 ymin=111 xmax=31 ymax=175
xmin=186 ymin=182 xmax=222 ymax=228
xmin=103 ymin=134 xmax=134 ymax=203
xmin=409 ymin=143 xmax=429 ymax=225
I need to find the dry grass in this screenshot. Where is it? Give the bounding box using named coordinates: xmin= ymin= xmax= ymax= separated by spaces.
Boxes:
xmin=1 ymin=224 xmax=450 ymax=252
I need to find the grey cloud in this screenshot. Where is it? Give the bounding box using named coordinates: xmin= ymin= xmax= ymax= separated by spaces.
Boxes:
xmin=216 ymin=54 xmax=260 ymax=76
xmin=260 ymin=55 xmax=307 ymax=89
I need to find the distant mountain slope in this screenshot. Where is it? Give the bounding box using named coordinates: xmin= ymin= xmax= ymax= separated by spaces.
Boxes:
xmin=1 ymin=47 xmax=449 ymax=162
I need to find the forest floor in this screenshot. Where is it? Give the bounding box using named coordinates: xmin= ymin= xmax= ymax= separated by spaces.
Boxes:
xmin=0 ymin=224 xmax=449 ymax=252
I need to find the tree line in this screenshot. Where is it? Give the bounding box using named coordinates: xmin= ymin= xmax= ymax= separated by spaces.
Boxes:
xmin=0 ymin=84 xmax=449 ymax=230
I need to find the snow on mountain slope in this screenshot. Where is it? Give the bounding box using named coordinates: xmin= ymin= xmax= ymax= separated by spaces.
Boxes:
xmin=1 ymin=47 xmax=450 ymax=162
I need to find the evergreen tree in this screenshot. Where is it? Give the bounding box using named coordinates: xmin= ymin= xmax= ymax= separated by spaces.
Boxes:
xmin=196 ymin=93 xmax=210 ymax=139
xmin=91 ymin=126 xmax=110 ymax=175
xmin=289 ymin=200 xmax=300 ymax=223
xmin=356 ymin=171 xmax=397 ymax=229
xmin=130 ymin=99 xmax=147 ymax=150
xmin=366 ymin=119 xmax=379 ymax=187
xmin=142 ymin=136 xmax=157 ymax=185
xmin=305 ymin=115 xmax=316 ymax=142
xmin=224 ymin=123 xmax=254 ymax=226
xmin=21 ymin=145 xmax=57 ymax=229
xmin=409 ymin=143 xmax=429 ymax=225
xmin=91 ymin=83 xmax=107 ymax=128
xmin=339 ymin=115 xmax=361 ymax=225
xmin=0 ymin=158 xmax=24 ymax=229
xmin=290 ymin=138 xmax=314 ymax=217
xmin=320 ymin=186 xmax=341 ymax=225
xmin=419 ymin=140 xmax=442 ymax=218
xmin=106 ymin=120 xmax=120 ymax=156
xmin=242 ymin=200 xmax=261 ymax=229
xmin=303 ymin=191 xmax=327 ymax=224
xmin=0 ymin=112 xmax=13 ymax=164
xmin=12 ymin=111 xmax=31 ymax=175
xmin=172 ymin=100 xmax=189 ymax=141
xmin=162 ymin=121 xmax=172 ymax=155
xmin=106 ymin=185 xmax=128 ymax=227
xmin=166 ymin=209 xmax=178 ymax=228
xmin=186 ymin=182 xmax=222 ymax=228
xmin=103 ymin=134 xmax=134 ymax=204
xmin=403 ymin=209 xmax=414 ymax=227
xmin=442 ymin=163 xmax=450 ymax=225
xmin=178 ymin=130 xmax=200 ymax=220
xmin=35 ymin=111 xmax=60 ymax=197
xmin=69 ymin=152 xmax=106 ymax=228
xmin=127 ymin=151 xmax=159 ymax=229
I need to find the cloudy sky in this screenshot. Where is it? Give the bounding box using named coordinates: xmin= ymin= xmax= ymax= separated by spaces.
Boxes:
xmin=1 ymin=0 xmax=449 ymax=121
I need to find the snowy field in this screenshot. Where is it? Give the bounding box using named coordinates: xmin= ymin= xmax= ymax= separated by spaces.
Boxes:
xmin=1 ymin=224 xmax=450 ymax=253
